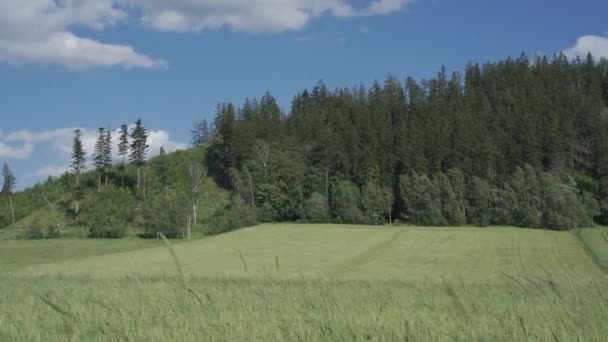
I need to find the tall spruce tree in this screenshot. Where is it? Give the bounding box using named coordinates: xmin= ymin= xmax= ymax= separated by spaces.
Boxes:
xmin=93 ymin=127 xmax=107 ymax=192
xmin=129 ymin=118 xmax=149 ymax=197
xmin=118 ymin=124 xmax=129 ymax=187
xmin=1 ymin=163 xmax=16 ymax=226
xmin=71 ymin=129 xmax=86 ymax=215
xmin=104 ymin=127 xmax=113 ymax=186
xmin=191 ymin=119 xmax=211 ymax=147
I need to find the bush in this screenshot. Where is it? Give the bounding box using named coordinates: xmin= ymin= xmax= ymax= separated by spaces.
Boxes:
xmin=331 ymin=180 xmax=364 ymax=224
xmin=25 ymin=221 xmax=45 ymax=240
xmin=45 ymin=225 xmax=61 ymax=239
xmin=143 ymin=191 xmax=190 ymax=239
xmin=305 ymin=192 xmax=330 ymax=223
xmin=80 ymin=187 xmax=134 ymax=239
xmin=205 ymin=201 xmax=258 ymax=236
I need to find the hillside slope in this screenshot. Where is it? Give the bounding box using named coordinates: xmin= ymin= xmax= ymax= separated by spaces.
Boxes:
xmin=0 ymin=147 xmax=230 ymax=237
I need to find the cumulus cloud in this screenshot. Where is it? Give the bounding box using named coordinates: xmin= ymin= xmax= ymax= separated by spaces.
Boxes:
xmin=364 ymin=0 xmax=411 ymax=15
xmin=122 ymin=0 xmax=412 ymax=33
xmin=563 ymin=35 xmax=608 ymax=60
xmin=0 ymin=126 xmax=185 ymax=178
xmin=0 ymin=1 xmax=413 ymax=69
xmin=0 ymin=0 xmax=164 ymax=69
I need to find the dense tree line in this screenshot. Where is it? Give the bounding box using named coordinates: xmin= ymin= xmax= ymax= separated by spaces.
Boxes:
xmin=206 ymin=53 xmax=608 ymax=230
xmin=2 ymin=53 xmax=608 ymax=236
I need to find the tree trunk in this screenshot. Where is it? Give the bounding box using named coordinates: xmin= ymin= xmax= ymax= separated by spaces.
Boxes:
xmin=142 ymin=168 xmax=147 ymax=201
xmin=193 ymin=204 xmax=198 ymax=226
xmin=9 ymin=194 xmax=15 ymax=226
xmin=98 ymin=173 xmax=102 ymax=192
xmin=325 ymin=166 xmax=329 ymax=200
xmin=75 ymin=172 xmax=80 ymax=216
xmin=137 ymin=167 xmax=141 ymax=197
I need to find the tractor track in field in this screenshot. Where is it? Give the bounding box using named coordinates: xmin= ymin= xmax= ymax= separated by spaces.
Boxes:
xmin=325 ymin=230 xmax=405 ymax=278
xmin=549 ymin=233 xmax=585 ymax=281
xmin=575 ymin=229 xmax=608 ymax=274
xmin=516 ymin=233 xmax=528 ymax=276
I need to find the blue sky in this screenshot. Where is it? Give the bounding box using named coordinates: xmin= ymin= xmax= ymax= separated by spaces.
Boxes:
xmin=1 ymin=0 xmax=608 ymax=189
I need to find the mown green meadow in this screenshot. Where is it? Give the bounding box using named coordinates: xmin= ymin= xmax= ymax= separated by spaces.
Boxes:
xmin=1 ymin=224 xmax=607 ymax=341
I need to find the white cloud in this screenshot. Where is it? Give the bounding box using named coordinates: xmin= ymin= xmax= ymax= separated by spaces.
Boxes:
xmin=34 ymin=165 xmax=71 ymax=178
xmin=120 ymin=0 xmax=412 ymax=33
xmin=0 ymin=126 xmax=186 ymax=179
xmin=0 ymin=1 xmax=413 ymax=69
xmin=563 ymin=35 xmax=608 ymax=60
xmin=0 ymin=0 xmax=164 ymax=69
xmin=124 ymin=0 xmax=353 ymax=33
xmin=364 ymin=0 xmax=412 ymax=15
xmin=0 ymin=141 xmax=34 ymax=160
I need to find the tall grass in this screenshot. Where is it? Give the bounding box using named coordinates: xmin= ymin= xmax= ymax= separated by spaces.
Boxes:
xmin=2 ymin=225 xmax=606 ymax=341
xmin=1 ymin=275 xmax=605 ymax=341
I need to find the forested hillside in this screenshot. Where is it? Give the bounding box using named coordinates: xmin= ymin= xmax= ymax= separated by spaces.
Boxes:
xmin=2 ymin=53 xmax=608 ymax=236
xmin=205 ymin=53 xmax=608 ymax=230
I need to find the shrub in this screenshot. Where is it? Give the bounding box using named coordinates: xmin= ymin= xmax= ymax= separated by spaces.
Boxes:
xmin=205 ymin=201 xmax=258 ymax=236
xmin=143 ymin=191 xmax=190 ymax=239
xmin=80 ymin=187 xmax=134 ymax=239
xmin=305 ymin=192 xmax=330 ymax=223
xmin=45 ymin=225 xmax=61 ymax=239
xmin=25 ymin=221 xmax=45 ymax=240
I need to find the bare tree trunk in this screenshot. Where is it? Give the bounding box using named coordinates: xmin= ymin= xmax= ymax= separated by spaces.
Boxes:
xmin=98 ymin=173 xmax=101 ymax=192
xmin=9 ymin=194 xmax=15 ymax=226
xmin=192 ymin=204 xmax=198 ymax=226
xmin=244 ymin=167 xmax=255 ymax=206
xmin=142 ymin=168 xmax=147 ymax=201
xmin=325 ymin=166 xmax=329 ymax=200
xmin=75 ymin=173 xmax=81 ymax=216
xmin=137 ymin=167 xmax=141 ymax=197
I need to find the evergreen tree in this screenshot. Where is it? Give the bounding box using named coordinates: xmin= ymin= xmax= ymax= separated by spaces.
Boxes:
xmin=70 ymin=129 xmax=86 ymax=215
xmin=191 ymin=119 xmax=212 ymax=147
xmin=129 ymin=119 xmax=149 ymax=197
xmin=117 ymin=124 xmax=129 ymax=187
xmin=1 ymin=163 xmax=16 ymax=226
xmin=93 ymin=127 xmax=107 ymax=191
xmin=104 ymin=127 xmax=113 ymax=177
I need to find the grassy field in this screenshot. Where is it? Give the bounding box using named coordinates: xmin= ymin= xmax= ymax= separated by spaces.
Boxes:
xmin=1 ymin=224 xmax=607 ymax=341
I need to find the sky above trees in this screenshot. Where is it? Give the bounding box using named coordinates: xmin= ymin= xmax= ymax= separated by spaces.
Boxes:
xmin=1 ymin=0 xmax=608 ymax=188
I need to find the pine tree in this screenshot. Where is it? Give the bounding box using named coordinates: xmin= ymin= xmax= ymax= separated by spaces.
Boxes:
xmin=103 ymin=127 xmax=113 ymax=186
xmin=191 ymin=119 xmax=211 ymax=147
xmin=118 ymin=124 xmax=129 ymax=187
xmin=93 ymin=127 xmax=107 ymax=192
xmin=1 ymin=163 xmax=16 ymax=226
xmin=71 ymin=129 xmax=86 ymax=215
xmin=129 ymin=119 xmax=149 ymax=197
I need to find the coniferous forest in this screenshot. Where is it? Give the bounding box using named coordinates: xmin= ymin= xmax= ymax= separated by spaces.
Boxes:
xmin=2 ymin=53 xmax=608 ymax=236
xmin=204 ymin=53 xmax=608 ymax=230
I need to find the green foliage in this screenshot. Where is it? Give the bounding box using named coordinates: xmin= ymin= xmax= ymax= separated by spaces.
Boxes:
xmin=8 ymin=54 xmax=608 ymax=233
xmin=143 ymin=191 xmax=190 ymax=239
xmin=399 ymin=171 xmax=445 ymax=226
xmin=25 ymin=221 xmax=45 ymax=240
xmin=466 ymin=177 xmax=492 ymax=226
xmin=331 ymin=180 xmax=363 ymax=224
xmin=540 ymin=174 xmax=593 ymax=230
xmin=205 ymin=199 xmax=258 ymax=236
xmin=360 ymin=182 xmax=392 ymax=224
xmin=80 ymin=187 xmax=134 ymax=238
xmin=304 ymin=192 xmax=330 ymax=223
